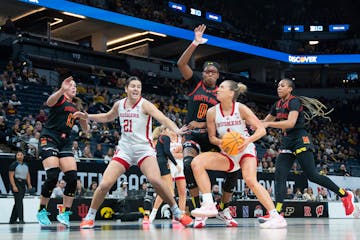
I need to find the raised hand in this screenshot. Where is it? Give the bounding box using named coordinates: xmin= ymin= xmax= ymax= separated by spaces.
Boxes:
xmin=61 ymin=76 xmax=73 ymax=92
xmin=194 ymin=24 xmax=207 ymax=44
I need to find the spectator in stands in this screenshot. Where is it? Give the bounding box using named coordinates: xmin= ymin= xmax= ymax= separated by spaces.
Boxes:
xmin=262 ymin=161 xmax=269 ymax=172
xmin=100 ymin=130 xmax=113 ymax=144
xmin=83 ymin=143 xmax=93 ymax=159
xmin=51 ymin=180 xmax=66 ymax=198
xmin=35 ymin=109 xmax=47 ymax=123
xmin=75 ymin=179 xmax=87 ymax=198
xmin=319 ymin=165 xmax=329 ymax=176
xmin=354 ymin=189 xmax=360 ymax=203
xmin=8 ymin=151 xmax=32 ymax=224
xmin=267 ymin=187 xmax=275 ymax=200
xmin=0 ymin=116 xmax=7 ymax=143
xmin=104 ymin=147 xmax=114 ymax=164
xmin=6 ymin=60 xmax=14 ymax=74
xmin=71 ymin=140 xmax=82 ymax=162
xmin=316 ymin=187 xmax=328 ymax=201
xmin=27 ymin=131 xmax=40 ymax=157
xmin=241 ymin=185 xmax=253 ymax=200
xmin=93 ymin=143 xmax=104 ymax=163
xmin=85 ymin=181 xmax=98 ymax=197
xmin=212 ymin=184 xmax=222 ymax=203
xmin=0 ymin=102 xmax=6 ymax=118
xmin=293 ymin=188 xmax=303 ymax=200
xmin=261 ymin=78 xmax=355 ymax=219
xmin=338 ymin=164 xmax=351 ymax=176
xmin=33 ymin=120 xmax=43 ymax=134
xmin=6 ymin=103 xmax=17 ymax=117
xmin=302 ymin=187 xmax=316 ymax=201
xmin=111 ymin=130 xmax=120 ymax=146
xmin=284 ymin=187 xmax=294 ymax=200
xmin=268 ymin=161 xmax=276 ymax=173
xmin=21 ymin=119 xmax=34 ymax=132
xmin=290 ymin=162 xmax=301 ymax=174
xmin=4 ymin=72 xmax=16 ymax=91
xmin=8 ymin=93 xmax=21 ymax=107
xmin=118 ymin=181 xmax=128 ymax=199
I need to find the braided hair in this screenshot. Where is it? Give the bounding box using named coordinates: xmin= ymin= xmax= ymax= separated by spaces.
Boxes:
xmin=282 ymin=78 xmax=333 ymax=121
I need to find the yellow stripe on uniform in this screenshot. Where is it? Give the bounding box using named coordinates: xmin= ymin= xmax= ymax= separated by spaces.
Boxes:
xmin=191 ymin=197 xmax=197 ymax=208
xmin=294 ymin=147 xmax=307 ymax=155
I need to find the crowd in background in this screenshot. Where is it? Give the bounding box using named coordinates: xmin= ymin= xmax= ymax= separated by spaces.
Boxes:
xmin=0 ymin=57 xmax=359 ymax=180
xmin=68 ymin=0 xmax=360 ymax=54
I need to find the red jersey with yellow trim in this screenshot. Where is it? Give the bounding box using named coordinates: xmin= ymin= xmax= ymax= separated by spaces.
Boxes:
xmin=185 ymin=75 xmax=218 ymax=124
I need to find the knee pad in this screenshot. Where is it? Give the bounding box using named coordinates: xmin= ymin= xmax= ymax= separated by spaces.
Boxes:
xmin=41 ymin=167 xmax=61 ymax=198
xmin=223 ymin=170 xmax=239 ymax=193
xmin=183 ymin=156 xmax=197 ymax=189
xmin=63 ymin=170 xmax=77 ymax=197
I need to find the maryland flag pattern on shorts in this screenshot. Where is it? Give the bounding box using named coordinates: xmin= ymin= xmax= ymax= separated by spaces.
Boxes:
xmin=302 ymin=136 xmax=310 ymax=144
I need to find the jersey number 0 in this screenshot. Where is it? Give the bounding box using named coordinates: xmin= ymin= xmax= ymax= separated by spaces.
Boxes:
xmin=197 ymin=103 xmax=208 ymax=119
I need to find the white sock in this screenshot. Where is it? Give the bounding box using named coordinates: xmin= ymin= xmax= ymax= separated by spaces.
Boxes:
xmin=150 ymin=208 xmax=158 ymax=215
xmin=85 ymin=208 xmax=97 ymax=220
xmin=202 ymin=193 xmax=214 ymax=204
xmin=269 ymin=209 xmax=279 ymax=217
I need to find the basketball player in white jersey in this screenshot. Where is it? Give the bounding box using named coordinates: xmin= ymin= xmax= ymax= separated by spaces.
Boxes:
xmin=169 ymin=132 xmax=187 ymax=214
xmin=190 ymin=80 xmax=287 ymax=229
xmin=74 ymin=76 xmax=193 ymax=228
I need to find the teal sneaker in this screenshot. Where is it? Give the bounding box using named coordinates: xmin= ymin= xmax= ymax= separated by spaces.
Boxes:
xmin=57 ymin=211 xmax=72 ymax=227
xmin=36 ymin=209 xmax=51 ymax=226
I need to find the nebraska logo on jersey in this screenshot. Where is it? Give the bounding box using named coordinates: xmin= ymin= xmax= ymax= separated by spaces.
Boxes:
xmin=217 ymin=120 xmax=242 ymax=128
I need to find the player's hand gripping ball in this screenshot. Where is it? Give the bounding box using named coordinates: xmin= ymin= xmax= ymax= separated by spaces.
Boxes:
xmin=221 ymin=131 xmax=244 ymax=156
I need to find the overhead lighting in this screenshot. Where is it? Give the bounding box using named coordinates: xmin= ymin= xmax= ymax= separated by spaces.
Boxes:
xmin=107 ymin=32 xmax=147 ymax=45
xmin=12 ymin=8 xmax=46 ymax=21
xmin=148 ymin=31 xmax=167 ymax=37
xmin=62 ymin=12 xmax=86 ymax=19
xmin=50 ymin=18 xmax=63 ymax=27
xmin=107 ymin=38 xmax=154 ymax=52
xmin=309 ymin=40 xmax=319 ymax=45
xmin=107 ymin=31 xmax=166 ymax=45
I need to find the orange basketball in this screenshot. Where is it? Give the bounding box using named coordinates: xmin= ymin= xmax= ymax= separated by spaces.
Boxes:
xmin=221 ymin=131 xmax=244 ymax=156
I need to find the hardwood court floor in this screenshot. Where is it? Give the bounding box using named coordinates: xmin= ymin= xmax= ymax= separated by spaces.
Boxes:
xmin=1 ymin=218 xmax=358 ymax=240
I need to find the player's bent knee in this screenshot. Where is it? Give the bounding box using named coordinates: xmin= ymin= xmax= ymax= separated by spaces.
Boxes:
xmin=63 ymin=170 xmax=77 ymax=197
xmin=41 ymin=167 xmax=61 ymax=198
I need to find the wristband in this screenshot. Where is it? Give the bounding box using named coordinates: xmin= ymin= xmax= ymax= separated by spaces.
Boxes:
xmin=192 ymin=40 xmax=200 ymax=46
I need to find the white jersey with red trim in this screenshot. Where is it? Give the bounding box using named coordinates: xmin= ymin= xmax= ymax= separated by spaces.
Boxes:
xmin=118 ymin=97 xmax=153 ymax=146
xmin=215 ymin=102 xmax=257 ymax=172
xmin=215 ymin=102 xmax=250 ymax=138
